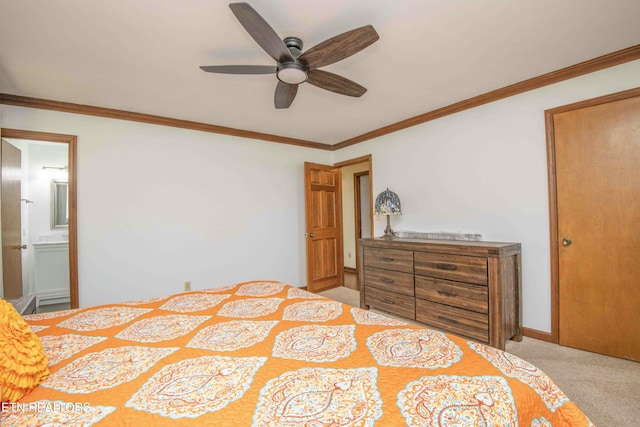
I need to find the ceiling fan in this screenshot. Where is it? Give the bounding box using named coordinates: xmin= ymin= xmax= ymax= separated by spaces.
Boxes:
xmin=200 ymin=2 xmax=379 ymax=109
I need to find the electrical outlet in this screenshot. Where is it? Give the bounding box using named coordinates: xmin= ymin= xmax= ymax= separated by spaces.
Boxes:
xmin=348 ymin=250 xmax=352 ymax=259
xmin=184 ymin=281 xmax=191 ymax=292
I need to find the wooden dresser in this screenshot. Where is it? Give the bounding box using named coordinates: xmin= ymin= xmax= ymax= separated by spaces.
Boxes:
xmin=358 ymin=238 xmax=522 ymax=350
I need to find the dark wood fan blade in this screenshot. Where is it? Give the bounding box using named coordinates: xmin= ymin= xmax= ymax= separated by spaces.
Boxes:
xmin=229 ymin=3 xmax=293 ymax=63
xmin=200 ymin=65 xmax=276 ymax=74
xmin=306 ymin=70 xmax=367 ymax=97
xmin=299 ymin=25 xmax=379 ymax=70
xmin=274 ymin=81 xmax=298 ymax=109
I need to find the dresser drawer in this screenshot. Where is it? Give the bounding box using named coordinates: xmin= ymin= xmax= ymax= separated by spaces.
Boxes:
xmin=365 ymin=286 xmax=415 ymax=319
xmin=416 ymin=299 xmax=488 ymax=343
xmin=364 ymin=267 xmax=414 ymax=296
xmin=415 ymin=276 xmax=488 ymax=314
xmin=414 ymin=252 xmax=487 ymax=285
xmin=364 ymin=247 xmax=413 ymax=273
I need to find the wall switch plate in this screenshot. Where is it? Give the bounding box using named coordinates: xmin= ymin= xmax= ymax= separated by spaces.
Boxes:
xmin=184 ymin=281 xmax=191 ymax=291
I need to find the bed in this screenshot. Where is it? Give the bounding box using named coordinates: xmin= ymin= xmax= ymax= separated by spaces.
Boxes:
xmin=2 ymin=280 xmax=592 ymax=426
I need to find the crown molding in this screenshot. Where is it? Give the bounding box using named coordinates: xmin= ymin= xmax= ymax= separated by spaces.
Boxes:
xmin=0 ymin=93 xmax=331 ymax=151
xmin=333 ymin=44 xmax=640 ymax=150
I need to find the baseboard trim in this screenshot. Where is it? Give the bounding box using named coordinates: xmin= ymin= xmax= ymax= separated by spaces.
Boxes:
xmin=522 ymin=327 xmax=555 ymax=343
xmin=35 ymin=289 xmax=71 ymax=306
xmin=344 ymin=267 xmax=357 ymax=274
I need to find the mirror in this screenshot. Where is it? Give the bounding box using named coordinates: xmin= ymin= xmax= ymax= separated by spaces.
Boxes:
xmin=51 ymin=180 xmax=69 ymax=228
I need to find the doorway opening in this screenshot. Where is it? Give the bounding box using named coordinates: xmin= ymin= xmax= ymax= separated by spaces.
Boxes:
xmin=335 ymin=155 xmax=373 ymax=291
xmin=1 ymin=128 xmax=78 ymax=310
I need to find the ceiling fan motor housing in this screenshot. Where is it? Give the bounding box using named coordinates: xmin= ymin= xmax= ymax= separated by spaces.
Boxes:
xmin=283 ymin=36 xmax=303 ymax=57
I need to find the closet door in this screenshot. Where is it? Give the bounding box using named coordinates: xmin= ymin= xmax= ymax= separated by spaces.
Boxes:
xmin=554 ymin=94 xmax=640 ymax=361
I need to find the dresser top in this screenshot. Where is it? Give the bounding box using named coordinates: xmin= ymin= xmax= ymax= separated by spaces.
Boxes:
xmin=359 ymin=237 xmax=521 ymax=257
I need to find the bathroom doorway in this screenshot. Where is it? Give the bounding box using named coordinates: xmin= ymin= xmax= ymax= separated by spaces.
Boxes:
xmin=0 ymin=129 xmax=78 ymax=310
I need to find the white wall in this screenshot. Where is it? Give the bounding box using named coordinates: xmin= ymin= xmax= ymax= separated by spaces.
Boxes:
xmin=334 ymin=59 xmax=640 ymax=333
xmin=0 ymin=105 xmax=331 ymax=307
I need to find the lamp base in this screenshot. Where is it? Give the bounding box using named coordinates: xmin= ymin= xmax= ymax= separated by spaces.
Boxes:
xmin=382 ymin=215 xmax=395 ymax=238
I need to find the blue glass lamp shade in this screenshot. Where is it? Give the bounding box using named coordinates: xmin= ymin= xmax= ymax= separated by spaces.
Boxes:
xmin=374 ymin=188 xmax=402 ymax=237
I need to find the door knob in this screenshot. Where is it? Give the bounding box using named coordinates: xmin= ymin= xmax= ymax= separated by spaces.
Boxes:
xmin=561 ymin=238 xmax=572 ymax=247
xmin=15 ymin=244 xmax=27 ymax=250
xmin=305 ymin=232 xmax=315 ymax=238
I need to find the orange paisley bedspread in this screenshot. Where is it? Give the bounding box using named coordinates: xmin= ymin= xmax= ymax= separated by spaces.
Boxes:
xmin=3 ymin=281 xmax=592 ymax=426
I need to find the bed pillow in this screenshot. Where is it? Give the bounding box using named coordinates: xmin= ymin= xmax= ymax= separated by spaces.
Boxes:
xmin=0 ymin=298 xmax=50 ymax=402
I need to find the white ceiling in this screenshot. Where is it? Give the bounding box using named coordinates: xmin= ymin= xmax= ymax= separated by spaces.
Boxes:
xmin=1 ymin=0 xmax=639 ymax=145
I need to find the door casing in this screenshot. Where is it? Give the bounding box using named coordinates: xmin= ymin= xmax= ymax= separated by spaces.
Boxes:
xmin=0 ymin=128 xmax=79 ymax=308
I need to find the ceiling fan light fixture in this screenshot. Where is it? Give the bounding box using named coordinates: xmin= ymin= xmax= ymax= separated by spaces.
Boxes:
xmin=276 ymin=62 xmax=307 ymax=85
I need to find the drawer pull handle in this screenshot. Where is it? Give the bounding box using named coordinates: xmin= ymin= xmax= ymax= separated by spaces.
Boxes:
xmin=436 ymin=263 xmax=457 ymax=271
xmin=437 ymin=290 xmax=457 ymax=297
xmin=382 ymin=257 xmax=395 ymax=262
xmin=380 ymin=278 xmax=394 ymax=283
xmin=380 ymin=298 xmax=395 ymax=305
xmin=438 ymin=315 xmax=458 ymax=324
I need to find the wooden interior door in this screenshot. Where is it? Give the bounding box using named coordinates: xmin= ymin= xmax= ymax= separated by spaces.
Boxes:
xmin=554 ymin=94 xmax=640 ymax=361
xmin=304 ymin=162 xmax=343 ymax=293
xmin=1 ymin=139 xmax=24 ymax=298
